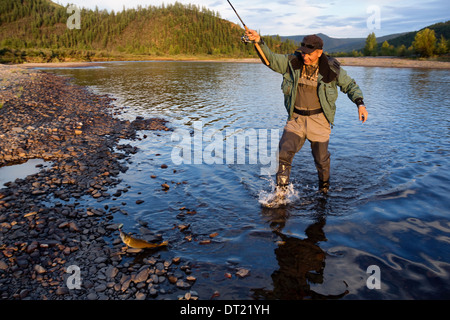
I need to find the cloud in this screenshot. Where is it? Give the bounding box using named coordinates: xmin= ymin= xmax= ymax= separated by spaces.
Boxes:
xmin=55 ymin=0 xmax=449 ymax=37
xmin=274 ymin=0 xmax=447 ymax=37
xmin=380 ymin=1 xmax=449 ymax=32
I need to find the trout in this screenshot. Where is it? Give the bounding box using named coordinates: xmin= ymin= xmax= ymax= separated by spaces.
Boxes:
xmin=118 ymin=224 xmax=168 ymax=249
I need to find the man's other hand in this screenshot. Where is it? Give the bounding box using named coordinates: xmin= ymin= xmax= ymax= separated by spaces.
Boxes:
xmin=358 ymin=106 xmax=368 ymax=123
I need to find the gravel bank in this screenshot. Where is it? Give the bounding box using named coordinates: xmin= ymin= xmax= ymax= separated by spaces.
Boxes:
xmin=0 ymin=65 xmax=197 ymax=300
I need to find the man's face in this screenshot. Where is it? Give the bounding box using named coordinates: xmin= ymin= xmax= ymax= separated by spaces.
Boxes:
xmin=301 ymin=49 xmax=323 ymax=65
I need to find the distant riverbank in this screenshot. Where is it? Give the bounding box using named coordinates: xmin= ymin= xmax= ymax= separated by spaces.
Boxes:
xmin=14 ymin=56 xmax=450 ymax=69
xmin=336 ymin=56 xmax=450 ymax=69
xmin=15 ymin=58 xmax=261 ymax=68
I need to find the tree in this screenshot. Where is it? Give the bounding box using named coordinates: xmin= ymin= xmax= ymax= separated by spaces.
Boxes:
xmin=413 ymin=28 xmax=436 ymax=57
xmin=380 ymin=40 xmax=391 ymax=56
xmin=396 ymin=44 xmax=407 ymax=57
xmin=364 ymin=32 xmax=377 ymax=56
xmin=436 ymin=35 xmax=448 ymax=55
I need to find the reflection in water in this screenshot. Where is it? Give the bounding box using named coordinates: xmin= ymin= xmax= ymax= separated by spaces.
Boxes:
xmin=254 ymin=198 xmax=348 ymax=299
xmin=0 ymin=159 xmax=51 ymax=186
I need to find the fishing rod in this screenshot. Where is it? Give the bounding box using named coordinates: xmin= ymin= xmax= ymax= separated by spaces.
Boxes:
xmin=226 ymin=0 xmax=270 ymax=66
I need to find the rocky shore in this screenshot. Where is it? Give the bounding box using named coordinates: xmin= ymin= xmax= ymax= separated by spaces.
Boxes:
xmin=0 ymin=65 xmax=197 ymax=300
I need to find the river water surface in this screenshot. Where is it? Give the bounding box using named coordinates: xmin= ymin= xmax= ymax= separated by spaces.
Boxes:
xmin=43 ymin=61 xmax=449 ymax=299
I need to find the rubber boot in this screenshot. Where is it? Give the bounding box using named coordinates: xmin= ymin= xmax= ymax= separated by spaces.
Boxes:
xmin=318 ymin=180 xmax=330 ymax=194
xmin=276 ymin=162 xmax=291 ymax=188
xmin=276 ymin=130 xmax=305 ymax=188
xmin=311 ymin=141 xmax=331 ymax=193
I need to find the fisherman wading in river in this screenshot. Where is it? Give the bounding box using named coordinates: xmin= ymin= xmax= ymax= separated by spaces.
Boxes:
xmin=245 ymin=30 xmax=368 ymax=195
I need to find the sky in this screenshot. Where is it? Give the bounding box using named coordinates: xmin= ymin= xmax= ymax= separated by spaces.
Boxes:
xmin=56 ymin=0 xmax=449 ymax=38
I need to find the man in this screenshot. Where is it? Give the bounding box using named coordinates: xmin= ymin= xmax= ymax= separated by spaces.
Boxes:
xmin=246 ymin=30 xmax=368 ymax=194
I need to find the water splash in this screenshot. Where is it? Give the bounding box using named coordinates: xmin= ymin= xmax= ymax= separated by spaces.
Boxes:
xmin=258 ymin=179 xmax=300 ymax=208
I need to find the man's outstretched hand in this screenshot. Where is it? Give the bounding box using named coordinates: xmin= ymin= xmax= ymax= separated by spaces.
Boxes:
xmin=245 ymin=29 xmax=261 ymax=43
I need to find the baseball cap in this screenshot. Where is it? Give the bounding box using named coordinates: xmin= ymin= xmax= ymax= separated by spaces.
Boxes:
xmin=297 ymin=35 xmax=324 ymax=54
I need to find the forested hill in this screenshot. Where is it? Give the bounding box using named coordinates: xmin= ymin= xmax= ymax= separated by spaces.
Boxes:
xmin=0 ymin=0 xmax=297 ymax=63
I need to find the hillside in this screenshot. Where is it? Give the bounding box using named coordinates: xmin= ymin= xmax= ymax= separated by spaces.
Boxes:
xmin=386 ymin=21 xmax=450 ymax=48
xmin=281 ymin=21 xmax=450 ymax=54
xmin=1 ymin=0 xmax=448 ymax=63
xmin=279 ymin=33 xmax=407 ymax=53
xmin=0 ymin=0 xmax=297 ymax=63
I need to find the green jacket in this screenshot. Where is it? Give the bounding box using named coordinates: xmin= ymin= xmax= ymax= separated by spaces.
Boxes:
xmin=258 ymin=42 xmax=364 ymax=124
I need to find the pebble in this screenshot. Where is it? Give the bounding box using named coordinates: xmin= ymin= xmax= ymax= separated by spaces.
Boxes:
xmin=94 ymin=257 xmax=108 ymax=264
xmin=150 ymin=274 xmax=159 ymax=284
xmin=106 ymin=266 xmax=119 ymax=279
xmin=0 ymin=260 xmax=8 ymax=270
xmin=56 ymin=287 xmax=69 ymax=295
xmin=134 ymin=268 xmax=150 ymax=283
xmin=176 ymin=280 xmax=191 ymax=289
xmin=236 ymin=268 xmax=251 ymax=278
xmin=34 ymin=264 xmax=46 ymax=274
xmin=161 ymin=183 xmax=170 ymax=190
xmin=168 ymin=275 xmax=178 ymax=284
xmin=135 ymin=292 xmax=146 ymax=300
xmin=149 ymin=288 xmax=158 ymax=297
xmin=87 ymin=292 xmax=98 ymax=300
xmin=95 ymin=284 xmax=107 ymax=292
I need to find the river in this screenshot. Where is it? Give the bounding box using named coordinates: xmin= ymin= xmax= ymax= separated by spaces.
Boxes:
xmin=41 ymin=61 xmax=450 ymax=299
